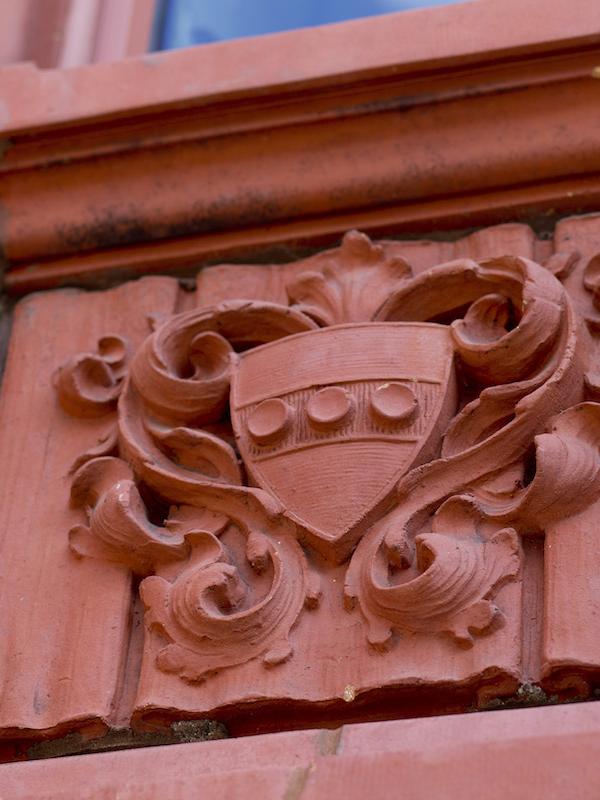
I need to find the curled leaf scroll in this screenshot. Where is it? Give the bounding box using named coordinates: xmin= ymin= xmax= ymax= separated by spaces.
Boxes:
xmin=59 ymin=231 xmax=600 ymax=683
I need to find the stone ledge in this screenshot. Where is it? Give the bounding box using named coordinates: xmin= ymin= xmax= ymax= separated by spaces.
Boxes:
xmin=3 ymin=702 xmax=600 ymax=799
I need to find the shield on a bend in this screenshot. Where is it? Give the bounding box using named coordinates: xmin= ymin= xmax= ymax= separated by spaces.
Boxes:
xmin=231 ymin=323 xmax=456 ymax=559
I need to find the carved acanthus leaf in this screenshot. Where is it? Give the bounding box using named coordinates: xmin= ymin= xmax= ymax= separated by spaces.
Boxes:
xmin=346 ymin=527 xmax=519 ymax=649
xmin=344 ymin=254 xmax=599 ymax=650
xmin=55 ymin=334 xmax=129 ymax=417
xmin=146 ymin=422 xmax=242 ymax=486
xmin=286 ymin=230 xmax=411 ymax=325
xmin=67 ymin=454 xmax=315 ymax=681
xmin=469 ymin=403 xmax=600 ymax=530
xmin=69 ymin=457 xmax=203 ymax=574
xmin=142 ymin=522 xmax=312 ymax=682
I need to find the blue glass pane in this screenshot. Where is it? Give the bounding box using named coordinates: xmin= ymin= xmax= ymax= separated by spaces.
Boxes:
xmin=155 ymin=0 xmax=461 ymax=50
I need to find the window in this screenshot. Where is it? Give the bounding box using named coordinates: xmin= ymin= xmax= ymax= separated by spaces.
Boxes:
xmin=153 ymin=0 xmax=461 ymax=49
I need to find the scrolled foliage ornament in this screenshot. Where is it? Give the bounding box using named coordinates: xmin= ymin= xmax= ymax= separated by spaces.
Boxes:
xmin=60 ymin=230 xmax=600 ymax=688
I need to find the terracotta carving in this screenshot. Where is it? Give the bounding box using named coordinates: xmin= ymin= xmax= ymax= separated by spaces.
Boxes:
xmin=56 ymin=230 xmax=600 ymax=691
xmin=15 ymin=222 xmax=591 ymax=735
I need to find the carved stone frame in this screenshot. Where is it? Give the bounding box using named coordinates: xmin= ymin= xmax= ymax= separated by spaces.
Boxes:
xmin=45 ymin=222 xmax=600 ymax=730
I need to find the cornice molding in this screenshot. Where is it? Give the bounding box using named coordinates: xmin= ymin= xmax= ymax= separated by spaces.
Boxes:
xmin=2 ymin=0 xmax=599 ymax=133
xmin=1 ymin=0 xmax=599 ymax=292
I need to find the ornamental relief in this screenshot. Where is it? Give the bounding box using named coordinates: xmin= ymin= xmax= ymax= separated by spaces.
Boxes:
xmin=56 ymin=230 xmax=600 ymax=689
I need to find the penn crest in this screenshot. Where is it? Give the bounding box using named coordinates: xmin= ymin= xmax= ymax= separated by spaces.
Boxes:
xmin=232 ymin=322 xmax=456 ymax=556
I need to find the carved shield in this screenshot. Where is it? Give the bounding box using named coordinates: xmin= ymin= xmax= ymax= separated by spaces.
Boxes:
xmin=231 ymin=323 xmax=456 ymax=554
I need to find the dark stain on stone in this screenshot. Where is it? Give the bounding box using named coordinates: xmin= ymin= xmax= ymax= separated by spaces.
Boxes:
xmin=26 ymin=719 xmax=228 ymax=761
xmin=0 ymin=138 xmax=12 ymax=162
xmin=54 ymin=191 xmax=290 ymax=254
xmin=0 ymin=296 xmax=13 ymax=390
xmin=56 ymin=208 xmax=153 ymax=253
